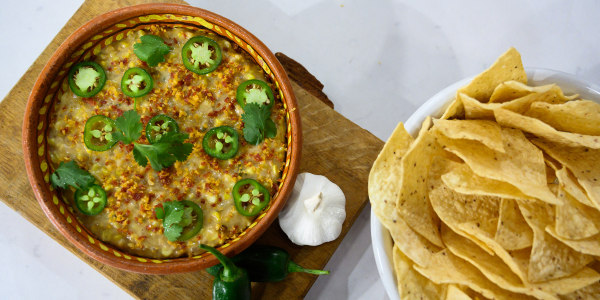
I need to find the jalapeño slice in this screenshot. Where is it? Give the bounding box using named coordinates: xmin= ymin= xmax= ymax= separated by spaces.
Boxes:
xmin=178 ymin=200 xmax=203 ymax=241
xmin=182 ymin=36 xmax=222 ymax=75
xmin=68 ymin=61 xmax=106 ymax=97
xmin=236 ymin=79 xmax=274 ymax=109
xmin=233 ymin=179 xmax=270 ymax=217
xmin=74 ymin=184 xmax=107 ymax=216
xmin=121 ymin=67 xmax=153 ymax=97
xmin=83 ymin=115 xmax=118 ymax=151
xmin=145 ymin=114 xmax=179 ymax=144
xmin=202 ymin=126 xmax=239 ymax=160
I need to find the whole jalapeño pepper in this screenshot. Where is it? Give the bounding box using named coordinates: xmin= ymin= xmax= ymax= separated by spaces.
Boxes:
xmin=200 ymin=245 xmax=250 ymax=300
xmin=206 ymin=245 xmax=329 ymax=282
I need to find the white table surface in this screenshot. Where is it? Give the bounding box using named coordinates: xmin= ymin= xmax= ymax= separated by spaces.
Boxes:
xmin=1 ymin=0 xmax=599 ymax=299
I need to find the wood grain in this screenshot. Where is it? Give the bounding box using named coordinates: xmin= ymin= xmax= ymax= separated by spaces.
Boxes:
xmin=275 ymin=53 xmax=334 ymax=109
xmin=0 ymin=0 xmax=383 ymax=299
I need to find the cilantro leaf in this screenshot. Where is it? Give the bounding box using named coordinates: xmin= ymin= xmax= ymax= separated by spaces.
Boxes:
xmin=180 ymin=207 xmax=194 ymax=227
xmin=164 ymin=202 xmax=184 ymax=227
xmin=50 ymin=160 xmax=95 ymax=190
xmin=164 ymin=224 xmax=183 ymax=241
xmin=242 ymin=103 xmax=277 ymax=145
xmin=133 ymin=35 xmax=171 ymax=67
xmin=264 ymin=118 xmax=277 ymax=139
xmin=155 ymin=207 xmax=165 ymax=219
xmin=132 ymin=131 xmax=193 ymax=171
xmin=132 ymin=145 xmax=149 ymax=167
xmin=156 ymin=201 xmax=188 ymax=241
xmin=113 ymin=110 xmax=143 ymax=144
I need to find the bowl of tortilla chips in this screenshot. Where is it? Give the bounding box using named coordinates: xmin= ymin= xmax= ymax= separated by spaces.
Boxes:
xmin=369 ymin=48 xmax=600 ymax=299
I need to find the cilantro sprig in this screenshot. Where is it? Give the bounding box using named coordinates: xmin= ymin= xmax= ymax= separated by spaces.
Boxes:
xmin=133 ymin=35 xmax=171 ymax=67
xmin=50 ymin=160 xmax=96 ymax=190
xmin=155 ymin=201 xmax=194 ymax=241
xmin=133 ymin=131 xmax=193 ymax=171
xmin=242 ymin=103 xmax=277 ymax=145
xmin=113 ymin=110 xmax=143 ymax=144
xmin=112 ymin=110 xmax=192 ymax=171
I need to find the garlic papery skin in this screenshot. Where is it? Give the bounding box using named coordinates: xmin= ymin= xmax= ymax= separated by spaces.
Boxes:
xmin=278 ymin=173 xmax=346 ymax=246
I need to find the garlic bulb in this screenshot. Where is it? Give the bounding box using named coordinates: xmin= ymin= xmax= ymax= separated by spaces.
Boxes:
xmin=278 ymin=173 xmax=346 ymax=246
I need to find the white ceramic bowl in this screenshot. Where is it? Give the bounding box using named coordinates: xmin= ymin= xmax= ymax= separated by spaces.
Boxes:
xmin=370 ymin=69 xmax=600 ymax=300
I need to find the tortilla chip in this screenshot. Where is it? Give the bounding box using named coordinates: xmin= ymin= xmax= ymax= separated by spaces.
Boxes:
xmin=460 ymin=93 xmax=495 ymax=120
xmin=533 ymin=267 xmax=600 ymax=297
xmin=518 ymin=201 xmax=593 ymax=282
xmin=457 ymin=47 xmax=527 ymax=102
xmin=456 ymin=221 xmax=531 ymax=283
xmin=497 ymin=85 xmax=573 ymax=114
xmin=529 ymin=229 xmax=592 ymax=282
xmin=393 ymin=245 xmax=446 ymax=299
xmin=526 ymin=100 xmax=600 ymax=136
xmin=559 ymin=281 xmax=600 ymax=300
xmin=444 ymin=226 xmax=598 ymax=298
xmin=384 ymin=212 xmax=442 ymax=267
xmin=489 ymin=81 xmax=555 ymax=103
xmin=495 ymin=199 xmax=534 ymax=250
xmin=441 ymin=163 xmax=534 ymax=201
xmin=438 ymin=127 xmax=559 ymax=205
xmin=442 ymin=226 xmax=538 ymax=298
xmin=369 ymin=122 xmax=414 ymax=222
xmin=413 ymin=249 xmax=529 ymax=300
xmin=544 ymin=155 xmax=561 ymax=171
xmin=368 ymin=122 xmax=444 ymax=266
xmin=372 ymin=198 xmax=441 ymax=268
xmin=495 ymin=108 xmax=600 ymax=149
xmin=555 ymin=167 xmax=596 ymax=208
xmin=462 ymin=85 xmax=572 ymax=120
xmin=428 ymin=157 xmax=500 ymax=254
xmin=546 ymin=227 xmax=600 ymax=257
xmin=433 ymin=119 xmax=504 ymax=152
xmin=396 ymin=117 xmax=443 ymax=247
xmin=532 ymin=139 xmax=600 ymax=209
xmin=441 ymin=96 xmax=465 ymax=120
xmin=555 ymin=186 xmax=600 ymax=240
xmin=445 ymin=285 xmax=473 ymax=300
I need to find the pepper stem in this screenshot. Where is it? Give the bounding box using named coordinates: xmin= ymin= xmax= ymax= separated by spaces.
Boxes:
xmin=200 ymin=244 xmax=242 ymax=282
xmin=287 ymin=260 xmax=330 ymax=276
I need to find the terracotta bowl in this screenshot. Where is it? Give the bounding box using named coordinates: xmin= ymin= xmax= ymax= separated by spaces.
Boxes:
xmin=22 ymin=4 xmax=301 ymax=274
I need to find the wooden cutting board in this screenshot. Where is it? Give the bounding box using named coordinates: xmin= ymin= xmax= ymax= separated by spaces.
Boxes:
xmin=0 ymin=0 xmax=383 ymax=299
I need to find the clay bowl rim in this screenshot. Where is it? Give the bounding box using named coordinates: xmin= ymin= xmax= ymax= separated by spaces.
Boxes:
xmin=22 ymin=3 xmax=301 ymax=274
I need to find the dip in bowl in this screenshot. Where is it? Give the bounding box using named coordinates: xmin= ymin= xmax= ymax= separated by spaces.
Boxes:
xmin=23 ymin=4 xmax=301 ymax=274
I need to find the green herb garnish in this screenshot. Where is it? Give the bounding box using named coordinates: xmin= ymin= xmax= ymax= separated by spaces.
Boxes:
xmin=133 ymin=131 xmax=193 ymax=171
xmin=242 ymin=103 xmax=277 ymax=145
xmin=50 ymin=160 xmax=96 ymax=190
xmin=133 ymin=35 xmax=171 ymax=67
xmin=113 ymin=110 xmax=143 ymax=144
xmin=112 ymin=110 xmax=192 ymax=171
xmin=155 ymin=201 xmax=194 ymax=241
